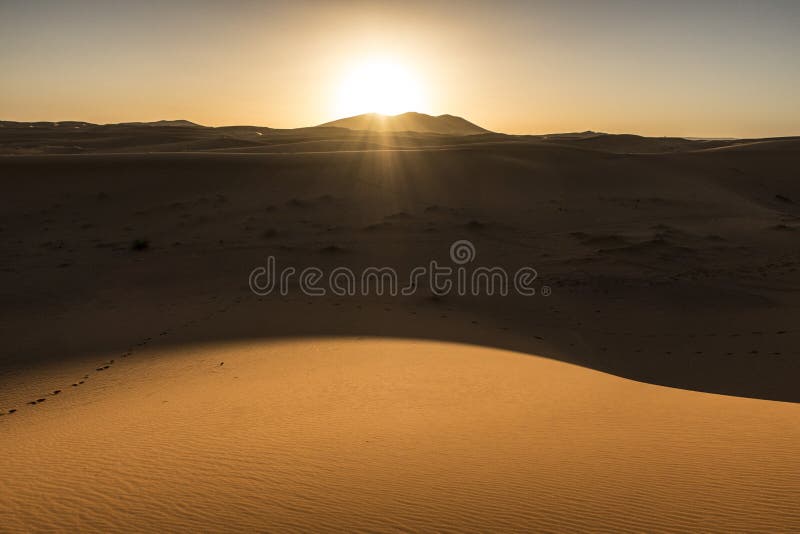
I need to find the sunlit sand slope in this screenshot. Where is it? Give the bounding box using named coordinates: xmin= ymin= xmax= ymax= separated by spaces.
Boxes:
xmin=1 ymin=338 xmax=798 ymax=532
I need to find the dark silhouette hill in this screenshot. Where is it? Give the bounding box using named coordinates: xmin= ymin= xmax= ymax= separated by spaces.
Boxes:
xmin=318 ymin=112 xmax=490 ymax=135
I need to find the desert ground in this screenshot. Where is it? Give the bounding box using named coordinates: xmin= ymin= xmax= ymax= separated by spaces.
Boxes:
xmin=1 ymin=121 xmax=799 ymax=531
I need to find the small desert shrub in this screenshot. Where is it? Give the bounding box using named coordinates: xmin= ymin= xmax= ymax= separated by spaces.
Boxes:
xmin=131 ymin=239 xmax=150 ymax=251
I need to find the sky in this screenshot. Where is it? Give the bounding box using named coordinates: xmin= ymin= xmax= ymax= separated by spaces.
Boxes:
xmin=1 ymin=0 xmax=798 ymax=137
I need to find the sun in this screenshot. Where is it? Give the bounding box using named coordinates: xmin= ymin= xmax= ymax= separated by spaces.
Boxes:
xmin=334 ymin=58 xmax=428 ymax=117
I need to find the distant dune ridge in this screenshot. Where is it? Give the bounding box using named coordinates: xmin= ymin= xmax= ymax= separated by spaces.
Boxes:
xmin=117 ymin=119 xmax=202 ymax=128
xmin=2 ymin=114 xmax=799 ymax=155
xmin=0 ymin=119 xmax=202 ymax=129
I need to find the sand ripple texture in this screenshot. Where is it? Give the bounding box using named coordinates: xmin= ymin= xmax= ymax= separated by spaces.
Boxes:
xmin=2 ymin=338 xmax=799 ymax=532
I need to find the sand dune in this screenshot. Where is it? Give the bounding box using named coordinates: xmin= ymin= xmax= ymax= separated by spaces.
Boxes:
xmin=2 ymin=128 xmax=800 ymax=530
xmin=2 ymin=141 xmax=799 ymax=402
xmin=2 ymin=338 xmax=799 ymax=532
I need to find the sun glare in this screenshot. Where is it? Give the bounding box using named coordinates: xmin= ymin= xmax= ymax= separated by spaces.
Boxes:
xmin=334 ymin=59 xmax=427 ymax=118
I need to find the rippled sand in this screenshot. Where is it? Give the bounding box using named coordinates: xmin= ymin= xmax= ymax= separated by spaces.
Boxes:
xmin=1 ymin=338 xmax=798 ymax=532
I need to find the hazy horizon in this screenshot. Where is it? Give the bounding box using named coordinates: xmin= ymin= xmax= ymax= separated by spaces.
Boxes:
xmin=2 ymin=0 xmax=799 ymax=138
